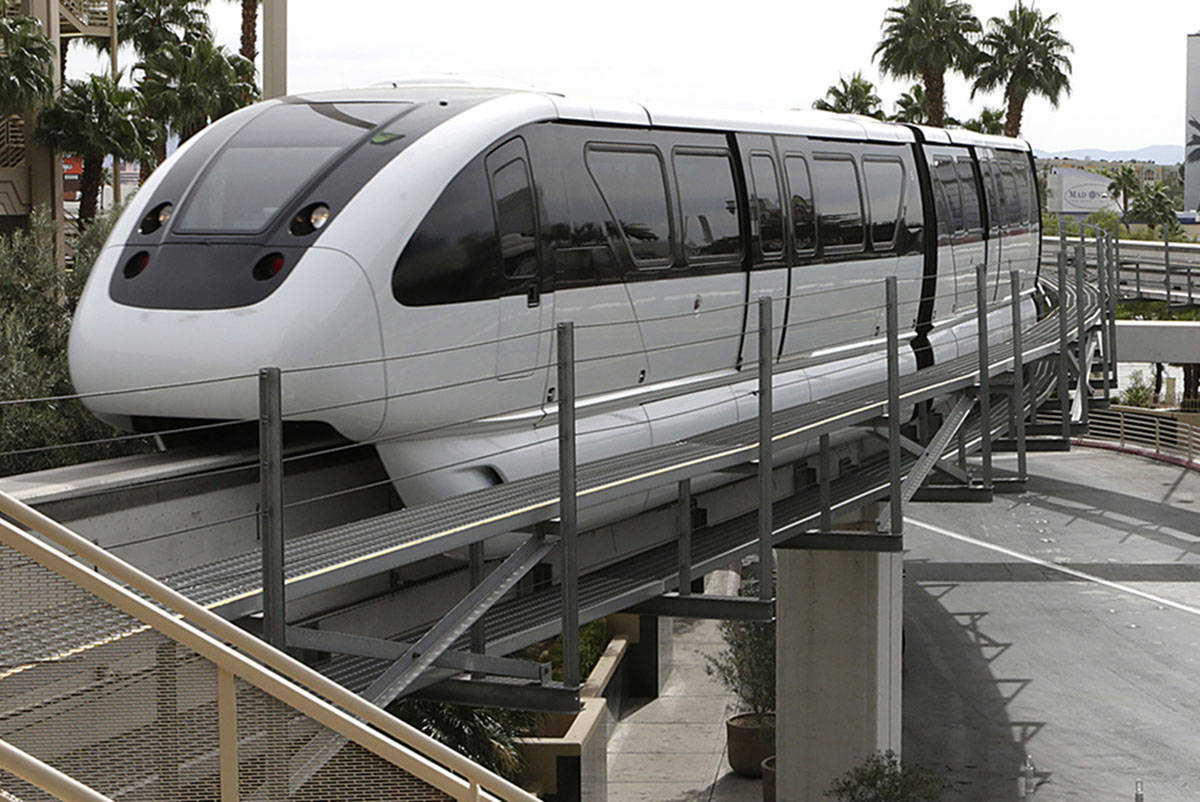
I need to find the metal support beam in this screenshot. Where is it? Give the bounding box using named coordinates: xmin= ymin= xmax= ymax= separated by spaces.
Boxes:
xmin=869 ymin=426 xmax=971 ymax=486
xmin=415 ymin=678 xmax=580 ymax=715
xmin=258 ymin=366 xmax=285 ymax=650
xmin=677 ymin=479 xmax=692 ymax=596
xmin=818 ymin=433 xmax=832 ymax=532
xmin=630 ymin=593 xmax=775 ymax=621
xmin=975 ymin=265 xmax=993 ymax=491
xmin=757 ymin=296 xmax=774 ymax=599
xmin=262 ymin=0 xmax=287 ymax=99
xmin=1074 ymin=244 xmax=1090 ymax=427
xmin=776 ymin=530 xmax=903 ymax=553
xmin=1010 ymin=270 xmax=1028 ymax=483
xmin=884 ymin=276 xmax=902 ymax=535
xmin=468 ymin=541 xmax=485 ymax=659
xmin=877 ymin=394 xmax=973 ymax=532
xmin=360 ymin=533 xmax=554 ymax=707
xmin=1056 ymin=251 xmax=1072 ymax=441
xmin=557 ymin=321 xmax=580 ymax=688
xmin=285 ymin=626 xmax=551 ymax=683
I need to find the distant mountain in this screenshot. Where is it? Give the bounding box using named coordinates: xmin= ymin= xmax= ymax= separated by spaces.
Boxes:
xmin=1034 ymin=145 xmax=1184 ymax=165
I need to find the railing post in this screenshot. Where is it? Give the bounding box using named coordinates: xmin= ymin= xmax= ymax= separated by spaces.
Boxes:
xmin=1056 ymin=251 xmax=1072 ymax=440
xmin=1010 ymin=270 xmax=1028 ymax=483
xmin=677 ymin=478 xmax=692 ymax=596
xmin=557 ymin=322 xmax=580 ymax=688
xmin=1119 ymin=410 xmax=1126 ymax=448
xmin=818 ymin=433 xmax=832 ymax=532
xmin=1074 ymin=243 xmax=1090 ymax=428
xmin=218 ymin=667 xmax=239 ymax=802
xmin=1164 ymin=225 xmax=1172 ymax=308
xmin=1154 ymin=417 xmax=1161 ymax=454
xmin=1097 ymin=235 xmax=1111 ymax=401
xmin=258 ymin=366 xmax=286 ymax=650
xmin=1109 ymin=234 xmax=1119 ymax=384
xmin=757 ymin=297 xmax=774 ymax=600
xmin=975 ymin=266 xmax=993 ymax=490
xmin=886 ymin=277 xmax=903 ymax=533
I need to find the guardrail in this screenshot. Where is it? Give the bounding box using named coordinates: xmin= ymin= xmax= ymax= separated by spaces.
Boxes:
xmin=1070 ymin=405 xmax=1199 ymax=470
xmin=1043 ymin=234 xmax=1200 ymax=307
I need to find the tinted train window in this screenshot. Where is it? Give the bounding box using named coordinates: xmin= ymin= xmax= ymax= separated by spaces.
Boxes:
xmin=813 ymin=156 xmax=864 ymax=249
xmin=863 ymin=159 xmax=904 ymax=248
xmin=1012 ymin=156 xmax=1034 ymax=225
xmin=979 ymin=159 xmax=1001 ymax=231
xmin=784 ymin=156 xmax=816 ymax=252
xmin=750 ymin=154 xmax=784 ymax=256
xmin=587 ymin=147 xmax=672 ymax=266
xmin=933 ymin=159 xmax=963 ymax=232
xmin=490 ymin=156 xmax=537 ymax=278
xmin=393 ymin=159 xmax=499 ymax=306
xmin=957 ymin=160 xmax=983 ymax=231
xmin=674 ymin=151 xmax=742 ymax=260
xmin=997 ymin=159 xmax=1018 ymax=227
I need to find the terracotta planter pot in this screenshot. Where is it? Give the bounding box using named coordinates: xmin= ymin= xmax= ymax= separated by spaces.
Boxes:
xmin=726 ymin=713 xmax=775 ymax=777
xmin=762 ymin=755 xmax=776 ymax=802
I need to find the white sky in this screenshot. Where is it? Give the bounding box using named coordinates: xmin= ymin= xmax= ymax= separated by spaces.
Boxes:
xmin=67 ymin=0 xmax=1197 ymax=155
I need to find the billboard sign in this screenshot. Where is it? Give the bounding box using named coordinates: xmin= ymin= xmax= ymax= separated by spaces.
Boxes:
xmin=1045 ymin=167 xmax=1121 ymax=215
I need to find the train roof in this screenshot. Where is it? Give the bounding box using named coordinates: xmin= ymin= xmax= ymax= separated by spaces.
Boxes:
xmin=290 ymin=78 xmax=1032 ymax=151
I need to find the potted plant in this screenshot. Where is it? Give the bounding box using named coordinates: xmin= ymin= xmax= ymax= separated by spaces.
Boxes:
xmin=704 ymin=578 xmax=775 ymax=779
xmin=825 ymin=749 xmax=948 ymax=801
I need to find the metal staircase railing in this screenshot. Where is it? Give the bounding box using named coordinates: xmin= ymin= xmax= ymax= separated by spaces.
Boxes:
xmin=0 ymin=490 xmax=538 ymax=802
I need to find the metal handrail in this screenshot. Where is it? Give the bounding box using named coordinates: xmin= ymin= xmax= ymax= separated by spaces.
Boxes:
xmin=1073 ymin=405 xmax=1199 ymax=468
xmin=0 ymin=489 xmax=538 ymax=802
xmin=0 ymin=739 xmax=114 ymax=802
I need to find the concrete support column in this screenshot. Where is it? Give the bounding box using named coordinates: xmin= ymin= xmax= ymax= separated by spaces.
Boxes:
xmin=262 ymin=0 xmax=287 ymax=99
xmin=776 ymin=512 xmax=902 ymax=798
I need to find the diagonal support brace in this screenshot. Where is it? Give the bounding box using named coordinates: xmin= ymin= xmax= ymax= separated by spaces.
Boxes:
xmin=877 ymin=394 xmax=975 ymax=531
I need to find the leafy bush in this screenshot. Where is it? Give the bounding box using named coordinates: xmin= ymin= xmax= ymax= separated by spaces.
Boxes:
xmin=1119 ymin=370 xmax=1154 ymax=408
xmin=388 ymin=698 xmax=537 ymax=782
xmin=0 ymin=207 xmax=153 ymax=476
xmin=825 ymin=750 xmax=949 ymax=801
xmin=704 ymin=577 xmax=775 ymax=719
xmin=516 ymin=618 xmax=608 ymax=683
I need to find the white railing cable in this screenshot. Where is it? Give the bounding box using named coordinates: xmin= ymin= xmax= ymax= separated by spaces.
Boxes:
xmin=0 ymin=490 xmax=536 ymax=802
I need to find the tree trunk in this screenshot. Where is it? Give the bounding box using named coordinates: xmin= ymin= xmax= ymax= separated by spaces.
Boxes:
xmin=1184 ymin=364 xmax=1200 ymax=410
xmin=140 ymin=133 xmax=166 ymax=184
xmin=78 ymin=154 xmax=103 ymax=230
xmin=1004 ymin=89 xmax=1025 ymax=138
xmin=241 ymin=0 xmax=258 ymax=62
xmin=1155 ymin=363 xmax=1164 ymax=404
xmin=59 ymin=39 xmax=68 ymax=81
xmin=923 ymin=71 xmax=945 ymax=128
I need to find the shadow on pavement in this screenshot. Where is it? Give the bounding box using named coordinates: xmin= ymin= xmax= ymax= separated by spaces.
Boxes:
xmin=903 ymin=573 xmax=1044 ymax=799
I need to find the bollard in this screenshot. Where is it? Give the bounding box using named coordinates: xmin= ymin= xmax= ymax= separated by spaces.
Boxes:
xmin=1135 ymin=778 xmax=1144 ymax=802
xmin=1024 ymin=755 xmax=1036 ymax=801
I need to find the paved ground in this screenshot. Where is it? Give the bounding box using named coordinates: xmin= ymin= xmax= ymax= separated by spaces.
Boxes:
xmin=606 ymin=447 xmax=1200 ymax=801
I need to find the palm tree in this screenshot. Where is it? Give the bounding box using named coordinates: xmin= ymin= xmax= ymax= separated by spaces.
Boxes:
xmin=1186 ymin=118 xmax=1200 ymax=165
xmin=101 ymin=0 xmax=210 ymax=57
xmin=1105 ymin=164 xmax=1139 ymax=227
xmin=890 ymin=84 xmax=926 ymax=123
xmin=971 ymin=1 xmax=1072 ymax=138
xmin=0 ymin=15 xmax=55 ymax=117
xmin=963 ymin=106 xmax=1005 ymax=135
xmin=812 ymin=72 xmax=885 ymax=119
xmin=1131 ymin=181 xmax=1175 ymax=233
xmin=37 ymin=72 xmax=149 ymax=227
xmin=874 ymin=0 xmax=981 ymax=128
xmin=235 ymin=0 xmax=261 ymax=62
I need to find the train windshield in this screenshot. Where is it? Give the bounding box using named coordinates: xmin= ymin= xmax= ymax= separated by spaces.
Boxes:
xmin=175 ymin=101 xmax=410 ymax=233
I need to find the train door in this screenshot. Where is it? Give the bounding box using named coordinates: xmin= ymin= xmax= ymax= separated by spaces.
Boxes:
xmin=739 ymin=135 xmax=787 ymax=364
xmin=976 ymin=150 xmax=1004 ymax=298
xmin=925 ymin=146 xmax=983 ymax=314
xmin=487 ymin=137 xmax=553 ymax=383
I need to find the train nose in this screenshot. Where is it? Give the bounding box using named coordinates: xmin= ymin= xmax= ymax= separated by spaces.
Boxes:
xmin=69 ymin=246 xmax=387 ymax=441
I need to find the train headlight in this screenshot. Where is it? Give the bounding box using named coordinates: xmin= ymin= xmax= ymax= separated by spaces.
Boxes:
xmin=290 ymin=203 xmax=332 ymax=236
xmin=139 ymin=203 xmax=173 ymax=234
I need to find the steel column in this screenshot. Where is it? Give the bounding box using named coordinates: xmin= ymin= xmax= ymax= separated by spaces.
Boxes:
xmin=469 ymin=541 xmax=485 ymax=658
xmin=557 ymin=322 xmax=580 ymax=687
xmin=1056 ymin=251 xmax=1071 ymax=438
xmin=677 ymin=479 xmax=692 ymax=596
xmin=1096 ymin=236 xmax=1111 ymax=400
xmin=757 ymin=297 xmax=774 ymax=599
xmin=1074 ymin=244 xmax=1089 ymax=427
xmin=885 ymin=277 xmax=902 ymax=534
xmin=258 ymin=367 xmax=285 ymax=650
xmin=975 ymin=266 xmax=993 ymax=490
xmin=1164 ymin=225 xmax=1172 ymax=307
xmin=818 ymin=433 xmax=832 ymax=532
xmin=1010 ymin=270 xmax=1028 ymax=482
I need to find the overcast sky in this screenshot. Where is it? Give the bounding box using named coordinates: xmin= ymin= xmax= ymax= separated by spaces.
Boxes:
xmin=69 ymin=0 xmax=1197 ymax=155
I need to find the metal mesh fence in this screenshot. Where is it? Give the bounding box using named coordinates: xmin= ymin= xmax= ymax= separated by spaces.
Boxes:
xmin=0 ymin=538 xmax=453 ymax=802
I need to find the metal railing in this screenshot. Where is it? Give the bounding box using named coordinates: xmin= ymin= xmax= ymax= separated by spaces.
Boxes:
xmin=1043 ymin=230 xmax=1200 ymax=308
xmin=0 ymin=490 xmax=538 ymax=801
xmin=1073 ymin=405 xmax=1200 ymax=469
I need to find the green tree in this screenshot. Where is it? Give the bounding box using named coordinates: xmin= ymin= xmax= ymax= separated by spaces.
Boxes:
xmin=825 ymin=750 xmax=949 ymax=801
xmin=874 ymin=0 xmax=981 ymax=128
xmin=890 ymin=84 xmax=926 ymax=123
xmin=963 ymin=106 xmax=1005 ymax=135
xmin=0 ymin=15 xmax=55 ymax=117
xmin=1131 ymin=181 xmax=1176 ymax=233
xmin=1187 ymin=118 xmax=1200 ymax=165
xmin=36 ymin=72 xmax=149 ymax=227
xmin=971 ymin=1 xmax=1072 ymax=138
xmin=1105 ymin=163 xmax=1140 ymax=226
xmin=813 ymin=71 xmax=885 ymax=119
xmin=98 ymin=0 xmax=210 ymax=57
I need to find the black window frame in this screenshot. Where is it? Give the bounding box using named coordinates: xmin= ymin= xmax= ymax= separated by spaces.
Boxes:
xmin=584 ymin=142 xmax=676 ymax=271
xmin=670 ymin=145 xmax=745 ymax=268
xmin=811 ymin=151 xmax=867 ymax=255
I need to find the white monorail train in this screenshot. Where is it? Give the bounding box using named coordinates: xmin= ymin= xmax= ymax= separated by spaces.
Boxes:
xmin=68 ymin=78 xmax=1041 ymax=527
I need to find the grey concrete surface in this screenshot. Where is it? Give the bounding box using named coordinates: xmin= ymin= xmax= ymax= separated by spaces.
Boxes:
xmin=904 ymin=449 xmax=1200 ymax=801
xmin=605 ymin=447 xmax=1200 ymax=801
